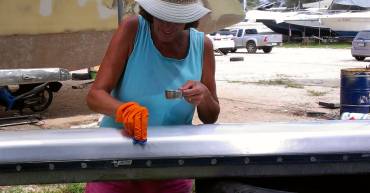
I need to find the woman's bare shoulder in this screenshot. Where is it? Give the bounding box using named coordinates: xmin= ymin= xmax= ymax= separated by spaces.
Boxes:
xmin=203 ymin=35 xmax=214 ymax=59
xmin=117 ymin=15 xmax=140 ymax=39
xmin=203 ymin=35 xmax=214 ymax=52
xmin=120 ymin=15 xmax=139 ymax=29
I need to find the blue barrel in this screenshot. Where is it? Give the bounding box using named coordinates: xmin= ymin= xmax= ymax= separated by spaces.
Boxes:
xmin=341 ymin=68 xmax=370 ymax=114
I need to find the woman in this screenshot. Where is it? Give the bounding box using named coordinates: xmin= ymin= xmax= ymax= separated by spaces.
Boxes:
xmin=85 ymin=0 xmax=220 ymax=192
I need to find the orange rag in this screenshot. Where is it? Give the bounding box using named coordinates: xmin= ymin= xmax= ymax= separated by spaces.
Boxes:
xmin=116 ymin=102 xmax=148 ymax=142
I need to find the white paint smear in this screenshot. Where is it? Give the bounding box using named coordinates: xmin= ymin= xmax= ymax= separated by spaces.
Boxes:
xmin=39 ymin=0 xmax=53 ymax=16
xmin=96 ymin=0 xmax=116 ymax=19
xmin=78 ymin=0 xmax=89 ymax=7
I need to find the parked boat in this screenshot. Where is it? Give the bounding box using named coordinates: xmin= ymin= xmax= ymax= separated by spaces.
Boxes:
xmin=245 ymin=10 xmax=297 ymax=35
xmin=252 ymin=10 xmax=335 ymax=37
xmin=330 ymin=0 xmax=370 ymax=10
xmin=320 ymin=11 xmax=370 ymax=37
xmin=247 ymin=0 xmax=370 ymax=38
xmin=245 ymin=7 xmax=334 ymax=38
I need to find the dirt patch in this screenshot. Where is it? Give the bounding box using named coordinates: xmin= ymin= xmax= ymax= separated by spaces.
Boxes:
xmin=0 ymin=79 xmax=340 ymax=131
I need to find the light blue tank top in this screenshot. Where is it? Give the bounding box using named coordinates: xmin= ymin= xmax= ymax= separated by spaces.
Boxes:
xmin=100 ymin=16 xmax=204 ymax=128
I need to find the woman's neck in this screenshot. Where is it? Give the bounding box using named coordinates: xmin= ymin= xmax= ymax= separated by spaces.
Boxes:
xmin=151 ymin=29 xmax=189 ymax=59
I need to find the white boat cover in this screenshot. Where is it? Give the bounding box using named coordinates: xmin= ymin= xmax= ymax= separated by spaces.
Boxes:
xmin=333 ymin=0 xmax=370 ymax=8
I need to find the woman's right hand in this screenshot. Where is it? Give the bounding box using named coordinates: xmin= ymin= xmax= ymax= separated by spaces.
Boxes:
xmin=116 ymin=102 xmax=149 ymax=144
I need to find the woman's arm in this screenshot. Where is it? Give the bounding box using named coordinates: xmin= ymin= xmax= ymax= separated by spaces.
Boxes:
xmin=86 ymin=16 xmax=139 ymax=117
xmin=181 ymin=36 xmax=220 ymax=123
xmin=197 ymin=36 xmax=220 ymax=123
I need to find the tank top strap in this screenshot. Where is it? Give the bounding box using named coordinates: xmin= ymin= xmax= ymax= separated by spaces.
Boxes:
xmin=129 ymin=15 xmax=151 ymax=59
xmin=189 ymin=28 xmax=205 ymax=69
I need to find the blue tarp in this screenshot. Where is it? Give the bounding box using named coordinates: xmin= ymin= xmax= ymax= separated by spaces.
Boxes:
xmin=0 ymin=87 xmax=14 ymax=109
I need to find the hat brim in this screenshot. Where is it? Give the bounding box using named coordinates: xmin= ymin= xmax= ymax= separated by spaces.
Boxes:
xmin=135 ymin=0 xmax=210 ymax=23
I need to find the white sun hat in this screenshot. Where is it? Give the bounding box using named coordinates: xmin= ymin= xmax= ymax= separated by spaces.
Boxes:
xmin=133 ymin=0 xmax=245 ymax=33
xmin=135 ymin=0 xmax=211 ymax=24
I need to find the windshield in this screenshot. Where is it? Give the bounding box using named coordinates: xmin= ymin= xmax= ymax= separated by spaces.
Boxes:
xmin=356 ymin=31 xmax=370 ymax=40
xmin=210 ymin=29 xmax=232 ymax=36
xmin=230 ymin=30 xmax=237 ymax=36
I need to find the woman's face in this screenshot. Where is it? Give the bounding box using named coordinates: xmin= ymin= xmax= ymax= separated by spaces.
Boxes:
xmin=152 ymin=17 xmax=186 ymax=43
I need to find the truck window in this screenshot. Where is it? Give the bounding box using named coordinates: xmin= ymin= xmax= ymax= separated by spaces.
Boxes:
xmin=245 ymin=29 xmax=258 ymax=35
xmin=218 ymin=30 xmax=231 ymax=36
xmin=237 ymin=29 xmax=243 ymax=37
xmin=230 ymin=30 xmax=237 ymax=37
xmin=209 ymin=29 xmax=231 ymax=36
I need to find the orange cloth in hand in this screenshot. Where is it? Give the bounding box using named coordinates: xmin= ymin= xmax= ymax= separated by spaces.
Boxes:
xmin=116 ymin=102 xmax=148 ymax=143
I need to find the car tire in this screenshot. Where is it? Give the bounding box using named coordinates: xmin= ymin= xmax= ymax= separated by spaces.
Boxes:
xmin=230 ymin=57 xmax=244 ymax=62
xmin=30 ymin=87 xmax=53 ymax=112
xmin=262 ymin=47 xmax=273 ymax=53
xmin=354 ymin=56 xmax=366 ymax=61
xmin=246 ymin=41 xmax=257 ymax=53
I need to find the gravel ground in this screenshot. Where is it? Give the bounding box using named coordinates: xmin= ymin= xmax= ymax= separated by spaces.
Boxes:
xmin=2 ymin=47 xmax=366 ymax=130
xmin=216 ymin=47 xmax=365 ymax=83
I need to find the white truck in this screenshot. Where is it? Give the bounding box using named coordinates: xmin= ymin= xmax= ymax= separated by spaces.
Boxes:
xmin=230 ymin=27 xmax=283 ymax=53
xmin=207 ymin=29 xmax=235 ymax=55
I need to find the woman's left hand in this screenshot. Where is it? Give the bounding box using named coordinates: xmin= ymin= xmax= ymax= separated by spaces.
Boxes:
xmin=180 ymin=80 xmax=210 ymax=106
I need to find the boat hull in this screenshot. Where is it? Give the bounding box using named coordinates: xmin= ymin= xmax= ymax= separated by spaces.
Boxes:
xmin=257 ymin=19 xmax=333 ymax=37
xmin=1 ymin=121 xmax=370 ymax=185
xmin=320 ymin=12 xmax=370 ymax=38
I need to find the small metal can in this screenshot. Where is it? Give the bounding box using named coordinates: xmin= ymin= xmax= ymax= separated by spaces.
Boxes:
xmin=165 ymin=90 xmax=183 ymax=100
